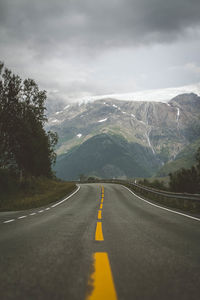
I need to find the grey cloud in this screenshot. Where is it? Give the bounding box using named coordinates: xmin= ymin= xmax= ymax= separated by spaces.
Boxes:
xmin=1 ymin=0 xmax=200 ymax=102
xmin=1 ymin=0 xmax=200 ymax=57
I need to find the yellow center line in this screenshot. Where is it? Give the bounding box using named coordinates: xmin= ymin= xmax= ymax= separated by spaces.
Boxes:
xmin=97 ymin=210 xmax=102 ymax=220
xmin=95 ymin=222 xmax=104 ymax=241
xmin=86 ymin=252 xmax=118 ymax=300
xmin=100 ymin=203 xmax=103 ymax=209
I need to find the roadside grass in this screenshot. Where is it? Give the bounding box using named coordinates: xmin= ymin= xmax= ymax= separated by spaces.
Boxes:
xmin=0 ymin=177 xmax=76 ymax=211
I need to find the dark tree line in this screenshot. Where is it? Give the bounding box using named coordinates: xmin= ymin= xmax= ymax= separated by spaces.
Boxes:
xmin=0 ymin=62 xmax=57 ymax=179
xmin=138 ymin=178 xmax=167 ymax=191
xmin=169 ymin=148 xmax=200 ymax=194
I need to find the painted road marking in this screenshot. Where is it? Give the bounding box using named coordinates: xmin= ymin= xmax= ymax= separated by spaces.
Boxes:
xmin=98 ymin=210 xmax=102 ymax=220
xmin=123 ymin=186 xmax=200 ymax=222
xmin=86 ymin=252 xmax=117 ymax=300
xmin=3 ymin=219 xmax=15 ymax=223
xmin=95 ymin=222 xmax=104 ymax=241
xmin=2 ymin=185 xmax=81 ymax=224
xmin=100 ymin=203 xmax=103 ymax=209
xmin=51 ymin=185 xmax=80 ymax=208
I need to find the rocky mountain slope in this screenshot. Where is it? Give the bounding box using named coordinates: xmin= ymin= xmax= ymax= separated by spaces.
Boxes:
xmin=47 ymin=93 xmax=200 ymax=180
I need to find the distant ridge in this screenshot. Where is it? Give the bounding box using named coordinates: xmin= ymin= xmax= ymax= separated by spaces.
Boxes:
xmin=78 ymin=83 xmax=200 ymax=103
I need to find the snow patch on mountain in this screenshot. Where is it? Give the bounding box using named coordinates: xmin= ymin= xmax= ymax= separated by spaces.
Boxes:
xmin=145 ymin=131 xmax=155 ymax=155
xmin=112 ymin=104 xmax=118 ymax=108
xmin=49 ymin=118 xmax=64 ymax=124
xmin=176 ymin=107 xmax=180 ymax=128
xmin=176 ymin=107 xmax=180 ymax=120
xmin=98 ymin=118 xmax=108 ymax=123
xmin=139 ymin=120 xmax=146 ymax=125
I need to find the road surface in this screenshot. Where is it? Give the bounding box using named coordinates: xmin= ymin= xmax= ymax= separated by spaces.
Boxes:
xmin=0 ymin=183 xmax=200 ymax=299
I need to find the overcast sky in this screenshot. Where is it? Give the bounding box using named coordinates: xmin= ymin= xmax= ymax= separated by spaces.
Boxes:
xmin=1 ymin=0 xmax=200 ymax=102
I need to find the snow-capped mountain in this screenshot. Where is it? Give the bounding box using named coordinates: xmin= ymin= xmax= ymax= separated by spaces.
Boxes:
xmin=47 ymin=93 xmax=200 ymax=180
xmin=46 ymin=82 xmax=200 ymax=114
xmin=75 ymin=82 xmax=200 ymax=104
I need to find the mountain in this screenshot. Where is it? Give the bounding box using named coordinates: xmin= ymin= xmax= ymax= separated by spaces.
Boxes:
xmin=157 ymin=138 xmax=200 ymax=177
xmin=77 ymin=82 xmax=200 ymax=103
xmin=47 ymin=93 xmax=200 ymax=180
xmin=54 ymin=134 xmax=160 ymax=180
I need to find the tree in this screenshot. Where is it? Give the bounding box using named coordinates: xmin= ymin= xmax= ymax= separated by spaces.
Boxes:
xmin=196 ymin=147 xmax=200 ymax=192
xmin=0 ymin=62 xmax=57 ymax=178
xmin=169 ymin=147 xmax=200 ymax=194
xmin=0 ymin=62 xmax=22 ymax=170
xmin=169 ymin=166 xmax=198 ymax=193
xmin=196 ymin=147 xmax=200 ymax=173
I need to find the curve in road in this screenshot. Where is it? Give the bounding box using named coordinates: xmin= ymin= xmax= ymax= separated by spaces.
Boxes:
xmin=0 ymin=183 xmax=200 ymax=300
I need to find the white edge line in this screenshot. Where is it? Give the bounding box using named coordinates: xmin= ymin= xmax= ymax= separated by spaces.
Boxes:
xmin=123 ymin=185 xmax=200 ymax=222
xmin=3 ymin=219 xmax=15 ymax=223
xmin=51 ymin=185 xmax=81 ymax=208
xmin=2 ymin=185 xmax=80 ymax=224
xmin=18 ymin=215 xmax=27 ymax=219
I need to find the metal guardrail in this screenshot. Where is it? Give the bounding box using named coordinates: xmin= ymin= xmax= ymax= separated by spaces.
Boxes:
xmin=96 ymin=179 xmax=200 ymax=202
xmin=79 ymin=178 xmax=200 ymax=211
xmin=129 ymin=182 xmax=200 ymax=201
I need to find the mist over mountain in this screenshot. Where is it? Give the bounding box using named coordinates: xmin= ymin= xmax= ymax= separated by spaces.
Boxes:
xmin=46 ymin=82 xmax=200 ymax=108
xmin=47 ymin=93 xmax=200 ymax=180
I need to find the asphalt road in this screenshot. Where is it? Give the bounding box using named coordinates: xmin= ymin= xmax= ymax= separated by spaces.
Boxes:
xmin=0 ymin=183 xmax=200 ymax=300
